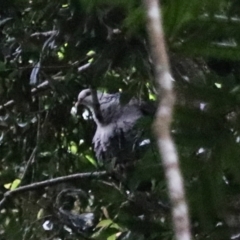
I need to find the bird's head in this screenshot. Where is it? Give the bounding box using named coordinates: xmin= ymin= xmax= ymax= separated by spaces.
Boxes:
xmin=75 ymin=89 xmax=115 ymax=109
xmin=76 ymin=89 xmax=93 ymax=108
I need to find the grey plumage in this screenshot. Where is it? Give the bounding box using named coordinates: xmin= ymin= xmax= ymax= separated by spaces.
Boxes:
xmin=76 ymin=89 xmax=152 ymax=164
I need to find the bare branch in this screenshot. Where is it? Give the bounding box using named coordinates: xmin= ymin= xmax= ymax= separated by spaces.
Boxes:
xmin=0 ymin=100 xmax=15 ymax=110
xmin=143 ymin=1 xmax=191 ymax=240
xmin=31 ymin=80 xmax=50 ymax=95
xmin=0 ymin=171 xmax=107 ymax=210
xmin=31 ymin=30 xmax=58 ymax=37
xmin=78 ymin=62 xmax=91 ymax=72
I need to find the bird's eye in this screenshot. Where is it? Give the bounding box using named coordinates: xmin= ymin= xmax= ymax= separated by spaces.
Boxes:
xmin=85 ymin=91 xmax=91 ymax=97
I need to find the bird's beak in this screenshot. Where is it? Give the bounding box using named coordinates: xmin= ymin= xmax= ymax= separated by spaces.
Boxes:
xmin=71 ymin=102 xmax=79 ymax=116
xmin=76 ymin=96 xmax=84 ymax=106
xmin=75 ymin=101 xmax=79 ymax=108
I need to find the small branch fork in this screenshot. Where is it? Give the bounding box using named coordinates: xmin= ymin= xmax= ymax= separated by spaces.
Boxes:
xmin=143 ymin=1 xmax=191 ymax=240
xmin=0 ymin=171 xmax=107 ymax=210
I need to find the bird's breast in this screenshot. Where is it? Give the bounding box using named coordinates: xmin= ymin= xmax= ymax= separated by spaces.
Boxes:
xmin=93 ymin=124 xmax=115 ymax=151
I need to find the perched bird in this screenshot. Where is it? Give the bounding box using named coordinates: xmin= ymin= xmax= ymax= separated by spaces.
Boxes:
xmin=75 ymin=89 xmax=154 ymax=166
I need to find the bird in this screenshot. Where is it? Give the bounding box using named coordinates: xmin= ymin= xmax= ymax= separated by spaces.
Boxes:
xmin=75 ymin=88 xmax=154 ymax=167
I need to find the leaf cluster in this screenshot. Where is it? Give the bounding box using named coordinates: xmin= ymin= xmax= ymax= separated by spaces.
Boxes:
xmin=1 ymin=0 xmax=240 ymax=239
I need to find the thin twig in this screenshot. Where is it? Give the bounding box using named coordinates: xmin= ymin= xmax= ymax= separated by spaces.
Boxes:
xmin=31 ymin=80 xmax=50 ymax=95
xmin=31 ymin=30 xmax=58 ymax=37
xmin=0 ymin=171 xmax=107 ymax=210
xmin=20 ymin=147 xmax=38 ymax=184
xmin=55 ymin=188 xmax=88 ymax=208
xmin=143 ymin=1 xmax=191 ymax=240
xmin=78 ymin=62 xmax=91 ymax=72
xmin=21 ymin=101 xmax=50 ymax=183
xmin=0 ymin=100 xmax=15 ymax=110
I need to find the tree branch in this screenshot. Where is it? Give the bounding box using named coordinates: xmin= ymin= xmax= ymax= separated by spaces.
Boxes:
xmin=143 ymin=1 xmax=191 ymax=240
xmin=0 ymin=171 xmax=107 ymax=210
xmin=90 ymin=88 xmax=103 ymax=123
xmin=0 ymin=62 xmax=91 ymax=111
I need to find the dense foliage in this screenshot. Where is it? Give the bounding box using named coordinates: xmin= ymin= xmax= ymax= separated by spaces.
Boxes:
xmin=1 ymin=0 xmax=240 ymax=239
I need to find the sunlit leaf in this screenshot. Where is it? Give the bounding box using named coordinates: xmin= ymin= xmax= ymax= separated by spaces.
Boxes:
xmin=10 ymin=179 xmax=21 ymax=190
xmin=107 ymin=234 xmax=117 ymax=240
xmin=37 ymin=208 xmax=44 ymax=219
xmin=85 ymin=154 xmax=97 ymax=167
xmin=3 ymin=183 xmax=11 ymax=190
xmin=4 ymin=179 xmax=21 ymax=190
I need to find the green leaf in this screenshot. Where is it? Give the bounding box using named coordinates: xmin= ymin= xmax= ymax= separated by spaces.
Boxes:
xmin=85 ymin=154 xmax=97 ymax=167
xmin=107 ymin=234 xmax=117 ymax=240
xmin=4 ymin=179 xmax=21 ymax=190
xmin=10 ymin=179 xmax=21 ymax=190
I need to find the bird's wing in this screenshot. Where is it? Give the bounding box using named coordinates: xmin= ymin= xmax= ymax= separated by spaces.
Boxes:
xmin=92 ymin=95 xmax=155 ymax=163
